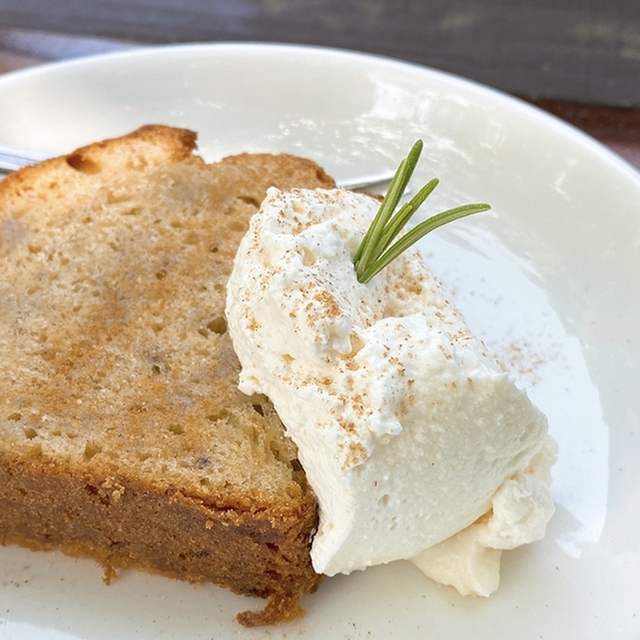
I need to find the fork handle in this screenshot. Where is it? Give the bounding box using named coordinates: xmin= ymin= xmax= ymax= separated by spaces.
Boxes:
xmin=0 ymin=143 xmax=53 ymax=173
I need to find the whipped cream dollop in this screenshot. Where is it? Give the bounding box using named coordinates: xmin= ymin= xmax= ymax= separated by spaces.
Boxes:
xmin=225 ymin=187 xmax=556 ymax=594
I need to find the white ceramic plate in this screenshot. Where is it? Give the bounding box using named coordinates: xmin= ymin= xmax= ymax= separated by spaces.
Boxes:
xmin=1 ymin=43 xmax=639 ymax=640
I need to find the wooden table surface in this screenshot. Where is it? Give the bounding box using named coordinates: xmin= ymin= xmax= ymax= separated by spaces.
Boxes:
xmin=1 ymin=1 xmax=639 ymax=172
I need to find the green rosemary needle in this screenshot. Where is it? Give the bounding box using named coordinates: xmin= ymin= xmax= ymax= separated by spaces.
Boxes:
xmin=353 ymin=140 xmax=491 ymax=284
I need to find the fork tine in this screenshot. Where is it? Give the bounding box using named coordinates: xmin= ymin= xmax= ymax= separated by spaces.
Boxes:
xmin=336 ymin=170 xmax=397 ymax=190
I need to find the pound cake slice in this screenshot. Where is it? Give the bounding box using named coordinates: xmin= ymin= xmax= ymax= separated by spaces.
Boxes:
xmin=0 ymin=125 xmax=335 ymax=626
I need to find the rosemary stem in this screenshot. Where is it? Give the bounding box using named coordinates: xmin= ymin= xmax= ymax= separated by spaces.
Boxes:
xmin=353 ymin=140 xmax=491 ymax=285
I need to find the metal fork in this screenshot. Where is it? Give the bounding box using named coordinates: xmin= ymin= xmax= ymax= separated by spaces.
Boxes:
xmin=0 ymin=143 xmax=52 ymax=173
xmin=0 ymin=142 xmax=397 ymax=190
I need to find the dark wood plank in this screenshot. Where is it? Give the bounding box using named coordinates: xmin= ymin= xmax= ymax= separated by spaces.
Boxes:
xmin=530 ymin=100 xmax=640 ymax=170
xmin=1 ymin=0 xmax=639 ymax=108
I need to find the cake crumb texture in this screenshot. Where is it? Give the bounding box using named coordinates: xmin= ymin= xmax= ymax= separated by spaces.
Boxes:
xmin=0 ymin=125 xmax=334 ymax=625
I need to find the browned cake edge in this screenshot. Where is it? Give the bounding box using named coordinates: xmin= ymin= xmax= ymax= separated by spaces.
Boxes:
xmin=0 ymin=125 xmax=334 ymax=627
xmin=0 ymin=451 xmax=321 ymax=626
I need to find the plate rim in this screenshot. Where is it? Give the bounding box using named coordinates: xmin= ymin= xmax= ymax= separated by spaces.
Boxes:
xmin=0 ymin=40 xmax=639 ymax=186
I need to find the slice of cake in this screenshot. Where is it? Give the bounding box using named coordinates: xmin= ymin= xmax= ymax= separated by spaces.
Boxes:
xmin=0 ymin=125 xmax=334 ymax=626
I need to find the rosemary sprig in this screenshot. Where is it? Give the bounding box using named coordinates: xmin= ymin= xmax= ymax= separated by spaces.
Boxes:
xmin=353 ymin=140 xmax=491 ymax=284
